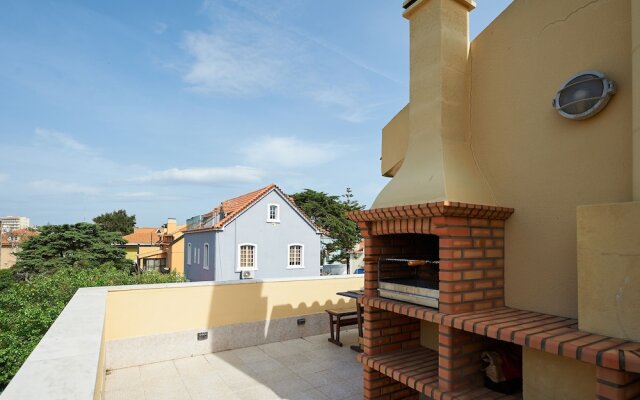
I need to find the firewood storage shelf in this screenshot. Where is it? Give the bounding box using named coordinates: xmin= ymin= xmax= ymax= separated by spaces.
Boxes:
xmin=359 ymin=347 xmax=519 ymax=400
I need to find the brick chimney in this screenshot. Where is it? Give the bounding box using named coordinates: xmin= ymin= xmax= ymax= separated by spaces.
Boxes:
xmin=166 ymin=218 xmax=177 ymax=234
xmin=373 ymin=0 xmax=495 ymax=209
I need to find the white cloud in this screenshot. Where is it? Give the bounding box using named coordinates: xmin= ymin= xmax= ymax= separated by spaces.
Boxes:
xmin=34 ymin=128 xmax=92 ymax=153
xmin=182 ymin=30 xmax=285 ymax=95
xmin=132 ymin=166 xmax=264 ymax=184
xmin=243 ymin=136 xmax=340 ymax=168
xmin=310 ymin=87 xmax=379 ymax=123
xmin=29 ymin=180 xmax=102 ymax=196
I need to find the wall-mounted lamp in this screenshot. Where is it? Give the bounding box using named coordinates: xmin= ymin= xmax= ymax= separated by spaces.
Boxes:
xmin=552 ymin=70 xmax=616 ymax=120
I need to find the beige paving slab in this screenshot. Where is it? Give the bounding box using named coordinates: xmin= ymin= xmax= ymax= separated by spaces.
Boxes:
xmin=104 ymin=366 xmax=141 ymax=392
xmin=173 ymin=355 xmax=213 ymax=376
xmin=105 ymin=330 xmax=362 ymax=400
xmin=286 ymin=388 xmax=331 ymax=400
xmin=139 ymin=360 xmax=179 ymax=382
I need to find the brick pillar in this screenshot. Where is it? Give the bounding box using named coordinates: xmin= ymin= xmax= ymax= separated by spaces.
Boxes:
xmin=438 ymin=325 xmax=485 ymax=392
xmin=596 ymin=367 xmax=640 ymax=400
xmin=364 ymin=366 xmax=419 ymax=400
xmin=437 ymin=216 xmax=506 ymax=314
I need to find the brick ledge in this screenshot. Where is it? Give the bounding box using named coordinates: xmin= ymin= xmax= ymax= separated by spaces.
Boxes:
xmin=360 ymin=296 xmax=640 ymax=373
xmin=348 ymin=201 xmax=514 ymax=223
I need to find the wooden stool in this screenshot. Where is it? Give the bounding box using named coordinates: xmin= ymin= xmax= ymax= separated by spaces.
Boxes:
xmin=326 ymin=309 xmax=358 ymax=347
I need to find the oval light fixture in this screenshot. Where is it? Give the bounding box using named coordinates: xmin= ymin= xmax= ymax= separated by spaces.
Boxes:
xmin=552 ymin=70 xmax=616 ymax=120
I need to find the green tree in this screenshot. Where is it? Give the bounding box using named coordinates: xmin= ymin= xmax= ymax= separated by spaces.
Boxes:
xmin=93 ymin=209 xmax=136 ymax=235
xmin=0 ymin=266 xmax=184 ymax=389
xmin=13 ymin=223 xmax=132 ymax=280
xmin=291 ymin=188 xmax=365 ymax=273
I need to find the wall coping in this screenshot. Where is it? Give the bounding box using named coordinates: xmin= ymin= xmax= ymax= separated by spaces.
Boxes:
xmin=107 ymin=273 xmax=361 ymax=292
xmin=0 ymin=287 xmax=109 ymax=400
xmin=0 ymin=274 xmax=362 ymax=400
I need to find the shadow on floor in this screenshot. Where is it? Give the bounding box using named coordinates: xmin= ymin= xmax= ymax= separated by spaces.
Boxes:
xmin=104 ymin=329 xmax=363 ymax=400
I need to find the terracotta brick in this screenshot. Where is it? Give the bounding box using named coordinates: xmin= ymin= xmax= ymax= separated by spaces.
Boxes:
xmin=463 ymin=291 xmax=485 ymax=302
xmin=444 ymin=217 xmax=469 ymax=226
xmin=439 ymin=293 xmax=463 ymax=303
xmin=485 ymin=288 xmax=504 ymax=299
xmin=471 ymin=228 xmax=492 ymax=237
xmin=470 ymin=218 xmax=489 ymax=227
xmin=473 ymin=259 xmax=496 ymax=268
xmin=490 ymin=220 xmax=505 ymax=228
xmin=439 ymin=249 xmax=463 ymax=259
xmin=461 ymin=249 xmax=483 ymax=259
xmin=473 ymin=300 xmax=496 ymax=311
xmin=440 ymin=271 xmax=463 ymax=281
xmin=485 ymin=269 xmax=504 ymax=278
xmin=473 ymin=239 xmax=494 ymax=248
xmin=441 ymin=303 xmax=474 ymax=314
xmin=485 ymin=248 xmax=504 ymax=258
xmin=462 ymin=270 xmax=484 ymax=280
xmin=447 ymin=227 xmax=471 ymax=237
xmin=473 ymin=280 xmax=495 ymax=290
xmin=439 ymin=281 xmax=475 ymax=293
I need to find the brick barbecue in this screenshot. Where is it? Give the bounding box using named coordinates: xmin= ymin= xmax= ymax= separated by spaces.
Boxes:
xmin=348 ymin=201 xmax=515 ymax=398
xmin=348 ymin=202 xmax=640 ymax=399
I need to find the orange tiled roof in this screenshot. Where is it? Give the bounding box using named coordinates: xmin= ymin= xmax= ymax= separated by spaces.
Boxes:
xmin=122 ymin=228 xmax=161 ymax=244
xmin=1 ymin=229 xmax=39 ymax=246
xmin=202 ymin=184 xmax=277 ymax=229
xmin=193 ymin=184 xmax=321 ymax=232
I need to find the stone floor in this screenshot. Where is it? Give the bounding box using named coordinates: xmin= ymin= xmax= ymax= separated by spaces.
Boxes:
xmin=104 ymin=329 xmax=363 ymax=400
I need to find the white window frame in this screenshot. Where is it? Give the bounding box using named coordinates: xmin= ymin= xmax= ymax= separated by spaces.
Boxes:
xmin=267 ymin=203 xmax=280 ymax=223
xmin=196 ymin=247 xmax=200 ymax=264
xmin=237 ymin=243 xmax=258 ymax=272
xmin=203 ymin=243 xmax=209 ymax=270
xmin=187 ymin=243 xmax=192 ymax=265
xmin=287 ymin=243 xmax=305 ymax=269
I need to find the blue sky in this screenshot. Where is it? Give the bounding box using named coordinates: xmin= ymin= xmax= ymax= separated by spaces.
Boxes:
xmin=0 ymin=0 xmax=511 ymax=227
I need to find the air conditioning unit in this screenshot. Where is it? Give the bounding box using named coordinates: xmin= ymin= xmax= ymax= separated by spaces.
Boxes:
xmin=241 ymin=270 xmax=255 ymax=279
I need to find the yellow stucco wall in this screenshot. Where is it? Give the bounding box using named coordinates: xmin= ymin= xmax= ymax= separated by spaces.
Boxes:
xmin=381 ymin=105 xmax=409 ymax=177
xmin=470 ymin=0 xmax=632 ymax=317
xmin=577 ymin=202 xmax=640 ymax=341
xmin=168 ymin=238 xmax=184 ymax=275
xmin=104 ymin=276 xmax=363 ymax=341
xmin=523 ymin=347 xmax=595 ymax=400
xmin=124 ymin=246 xmax=138 ymax=262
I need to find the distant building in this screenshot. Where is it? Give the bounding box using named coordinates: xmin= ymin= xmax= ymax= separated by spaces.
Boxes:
xmin=183 ymin=184 xmax=322 ymax=282
xmin=121 ymin=218 xmax=186 ymax=274
xmin=0 ymin=228 xmax=39 ymax=269
xmin=0 ymin=216 xmax=30 ymax=232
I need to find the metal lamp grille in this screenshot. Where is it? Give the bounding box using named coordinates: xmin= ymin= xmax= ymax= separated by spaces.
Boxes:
xmin=552 ymin=70 xmax=616 ymax=120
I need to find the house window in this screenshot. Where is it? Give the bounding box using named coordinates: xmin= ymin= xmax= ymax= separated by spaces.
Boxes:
xmin=196 ymin=247 xmax=200 ymax=264
xmin=238 ymin=244 xmax=257 ymax=271
xmin=288 ymin=244 xmax=304 ymax=269
xmin=187 ymin=243 xmax=192 ymax=265
xmin=267 ymin=204 xmax=280 ymax=222
xmin=144 ymin=258 xmax=166 ymax=272
xmin=203 ymin=243 xmax=209 ymax=270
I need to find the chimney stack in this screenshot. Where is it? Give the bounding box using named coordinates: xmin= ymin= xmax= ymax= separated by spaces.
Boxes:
xmin=166 ymin=218 xmax=177 ymax=233
xmin=373 ymin=0 xmax=495 ymax=208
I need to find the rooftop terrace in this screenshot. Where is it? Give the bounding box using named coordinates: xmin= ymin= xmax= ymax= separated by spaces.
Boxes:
xmin=0 ymin=275 xmax=363 ymax=399
xmin=104 ymin=330 xmax=362 ymax=400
